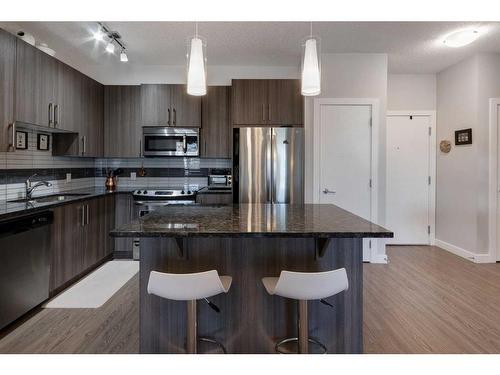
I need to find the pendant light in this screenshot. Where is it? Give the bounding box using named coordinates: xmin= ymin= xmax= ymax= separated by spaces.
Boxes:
xmin=301 ymin=23 xmax=321 ymax=96
xmin=187 ymin=22 xmax=207 ymax=96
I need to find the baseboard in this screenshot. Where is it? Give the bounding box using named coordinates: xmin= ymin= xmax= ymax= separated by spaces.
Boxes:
xmin=369 ymin=252 xmax=388 ymax=264
xmin=434 ymin=239 xmax=494 ymax=263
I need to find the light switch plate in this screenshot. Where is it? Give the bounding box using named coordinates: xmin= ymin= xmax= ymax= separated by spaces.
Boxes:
xmin=130 ymin=172 xmax=137 ymax=180
xmin=66 ymin=173 xmax=71 ymax=182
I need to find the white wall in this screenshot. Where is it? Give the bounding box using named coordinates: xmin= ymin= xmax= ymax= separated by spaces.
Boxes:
xmin=387 ymin=74 xmax=436 ymax=110
xmin=436 ymin=53 xmax=500 ymax=262
xmin=84 ymin=64 xmax=300 ymax=86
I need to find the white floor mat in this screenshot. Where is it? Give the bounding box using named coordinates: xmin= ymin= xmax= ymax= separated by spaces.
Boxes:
xmin=43 ymin=260 xmax=139 ymax=309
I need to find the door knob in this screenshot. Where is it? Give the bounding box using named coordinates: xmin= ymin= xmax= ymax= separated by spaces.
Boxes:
xmin=323 ymin=188 xmax=336 ymax=194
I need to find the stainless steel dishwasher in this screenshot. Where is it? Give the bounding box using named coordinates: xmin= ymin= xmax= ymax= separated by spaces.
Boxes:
xmin=0 ymin=211 xmax=53 ymax=330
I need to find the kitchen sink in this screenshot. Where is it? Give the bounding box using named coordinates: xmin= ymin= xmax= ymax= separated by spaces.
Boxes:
xmin=8 ymin=193 xmax=91 ymax=204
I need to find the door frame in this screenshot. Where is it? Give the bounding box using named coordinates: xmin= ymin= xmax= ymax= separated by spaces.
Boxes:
xmin=386 ymin=110 xmax=437 ymax=245
xmin=312 ymin=98 xmax=380 ymax=261
xmin=488 ymin=98 xmax=500 ymax=262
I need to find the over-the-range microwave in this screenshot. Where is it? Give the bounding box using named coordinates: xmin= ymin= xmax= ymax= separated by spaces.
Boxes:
xmin=142 ymin=127 xmax=199 ymax=157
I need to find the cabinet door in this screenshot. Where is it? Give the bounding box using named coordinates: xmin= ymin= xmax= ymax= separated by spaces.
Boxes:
xmin=82 ymin=197 xmax=108 ymax=270
xmin=196 ymin=193 xmax=233 ymax=205
xmin=114 ymin=194 xmax=135 ymax=256
xmin=87 ymin=79 xmax=104 ymax=157
xmin=170 ymin=85 xmax=201 ymax=127
xmin=57 ymin=62 xmax=79 ymax=131
xmin=201 ymin=86 xmax=231 ymax=158
xmin=104 ymin=195 xmax=116 ymax=256
xmin=231 ymin=80 xmax=268 ymax=125
xmin=141 ymin=84 xmax=170 ymax=126
xmin=268 ymin=79 xmax=303 ymax=125
xmin=104 ymin=86 xmax=142 ymax=157
xmin=50 ymin=202 xmax=85 ymax=292
xmin=0 ymin=29 xmax=15 ymax=152
xmin=16 ymin=39 xmax=58 ymax=127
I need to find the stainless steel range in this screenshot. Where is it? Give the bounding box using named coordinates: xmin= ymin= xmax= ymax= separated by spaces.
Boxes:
xmin=131 ymin=188 xmax=197 ymax=259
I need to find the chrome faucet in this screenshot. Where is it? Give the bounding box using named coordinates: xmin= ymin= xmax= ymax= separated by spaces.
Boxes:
xmin=25 ymin=174 xmax=52 ymax=200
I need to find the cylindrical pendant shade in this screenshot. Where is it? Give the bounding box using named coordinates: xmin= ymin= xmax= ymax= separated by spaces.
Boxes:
xmin=187 ymin=37 xmax=207 ymax=96
xmin=301 ymin=37 xmax=321 ymax=96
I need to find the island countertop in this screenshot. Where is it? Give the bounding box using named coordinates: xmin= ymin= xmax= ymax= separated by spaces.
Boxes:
xmin=110 ymin=203 xmax=393 ymax=238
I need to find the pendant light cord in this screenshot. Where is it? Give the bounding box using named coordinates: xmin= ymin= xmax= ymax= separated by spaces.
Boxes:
xmin=195 ymin=22 xmax=198 ymax=38
xmin=310 ymin=22 xmax=313 ymax=37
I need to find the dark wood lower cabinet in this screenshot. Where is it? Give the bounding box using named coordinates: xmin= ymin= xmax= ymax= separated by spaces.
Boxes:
xmin=196 ymin=193 xmax=233 ymax=205
xmin=114 ymin=194 xmax=135 ymax=257
xmin=50 ymin=195 xmax=115 ymax=293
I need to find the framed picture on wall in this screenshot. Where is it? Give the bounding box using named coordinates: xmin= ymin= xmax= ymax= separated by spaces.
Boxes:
xmin=455 ymin=128 xmax=472 ymax=145
xmin=15 ymin=131 xmax=28 ymax=150
xmin=37 ymin=133 xmax=50 ymax=151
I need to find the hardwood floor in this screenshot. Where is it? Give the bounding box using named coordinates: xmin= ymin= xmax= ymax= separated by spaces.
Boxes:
xmin=364 ymin=246 xmax=500 ymax=353
xmin=1 ymin=246 xmax=499 ymax=354
xmin=0 ymin=274 xmax=139 ymax=354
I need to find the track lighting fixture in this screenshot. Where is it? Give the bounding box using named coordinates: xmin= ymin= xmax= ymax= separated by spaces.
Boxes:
xmin=94 ymin=22 xmax=128 ymax=62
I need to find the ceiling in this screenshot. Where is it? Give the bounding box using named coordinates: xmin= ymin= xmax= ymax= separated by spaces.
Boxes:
xmin=1 ymin=21 xmax=499 ymax=82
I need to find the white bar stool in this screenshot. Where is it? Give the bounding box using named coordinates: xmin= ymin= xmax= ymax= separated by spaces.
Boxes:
xmin=262 ymin=268 xmax=349 ymax=354
xmin=148 ymin=270 xmax=232 ymax=354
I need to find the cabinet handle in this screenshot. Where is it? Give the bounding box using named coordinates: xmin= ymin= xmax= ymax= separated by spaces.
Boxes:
xmin=81 ymin=136 xmax=86 ymax=156
xmin=167 ymin=108 xmax=171 ymax=125
xmin=262 ymin=104 xmax=265 ymax=122
xmin=81 ymin=205 xmax=85 ymax=227
xmin=139 ymin=140 xmax=142 ymax=157
xmin=48 ymin=103 xmax=53 ymax=127
xmin=173 ymin=108 xmax=177 ymax=125
xmin=86 ymin=205 xmax=90 ymax=225
xmin=54 ymin=104 xmax=59 ymax=128
xmin=268 ymin=103 xmax=271 ymax=122
xmin=8 ymin=122 xmax=16 ymax=151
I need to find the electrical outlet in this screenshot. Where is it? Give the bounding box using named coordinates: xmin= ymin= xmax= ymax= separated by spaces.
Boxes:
xmin=66 ymin=173 xmax=71 ymax=182
xmin=130 ymin=172 xmax=137 ymax=180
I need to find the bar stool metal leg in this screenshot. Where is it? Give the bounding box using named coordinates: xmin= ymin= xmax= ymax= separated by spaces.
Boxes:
xmin=298 ymin=300 xmax=308 ymax=354
xmin=187 ymin=300 xmax=197 ymax=354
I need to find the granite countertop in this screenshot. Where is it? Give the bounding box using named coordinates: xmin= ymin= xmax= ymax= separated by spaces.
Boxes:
xmin=196 ymin=186 xmax=233 ymax=194
xmin=110 ymin=203 xmax=393 ymax=238
xmin=0 ymin=188 xmax=132 ymax=222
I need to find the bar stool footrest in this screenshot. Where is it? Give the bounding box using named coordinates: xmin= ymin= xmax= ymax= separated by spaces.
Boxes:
xmin=275 ymin=337 xmax=327 ymax=354
xmin=198 ymin=337 xmax=227 ymax=354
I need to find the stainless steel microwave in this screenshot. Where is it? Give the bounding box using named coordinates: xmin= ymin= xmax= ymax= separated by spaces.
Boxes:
xmin=142 ymin=127 xmax=199 ymax=157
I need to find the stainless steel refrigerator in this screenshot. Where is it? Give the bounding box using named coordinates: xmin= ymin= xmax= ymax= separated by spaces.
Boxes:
xmin=238 ymin=127 xmax=304 ymax=203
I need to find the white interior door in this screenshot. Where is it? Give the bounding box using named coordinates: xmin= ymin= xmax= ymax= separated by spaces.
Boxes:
xmin=496 ymin=104 xmax=500 ymax=261
xmin=317 ymin=104 xmax=372 ymax=219
xmin=386 ymin=115 xmax=431 ymax=244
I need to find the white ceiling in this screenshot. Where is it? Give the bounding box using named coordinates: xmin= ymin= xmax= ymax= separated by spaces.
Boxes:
xmin=1 ymin=21 xmax=499 ymax=83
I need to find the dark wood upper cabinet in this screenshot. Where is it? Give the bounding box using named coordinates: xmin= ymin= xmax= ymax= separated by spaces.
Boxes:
xmin=232 ymin=79 xmax=303 ymax=126
xmin=201 ymin=86 xmax=231 ymax=158
xmin=141 ymin=84 xmax=170 ymax=126
xmin=0 ymin=28 xmax=16 ymax=152
xmin=16 ymin=38 xmax=58 ymax=128
xmin=268 ymin=79 xmax=303 ymax=125
xmin=104 ymin=85 xmax=142 ymax=157
xmin=141 ymin=84 xmax=201 ymax=127
xmin=170 ymin=84 xmax=201 ymax=127
xmin=231 ymin=80 xmax=268 ymax=125
xmin=57 ymin=62 xmax=82 ymax=132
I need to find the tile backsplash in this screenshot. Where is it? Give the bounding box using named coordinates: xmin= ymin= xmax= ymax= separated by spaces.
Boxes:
xmin=0 ymin=126 xmax=231 ymax=202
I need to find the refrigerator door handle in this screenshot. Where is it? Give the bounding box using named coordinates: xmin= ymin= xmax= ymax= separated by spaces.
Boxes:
xmin=266 ymin=129 xmax=273 ymax=203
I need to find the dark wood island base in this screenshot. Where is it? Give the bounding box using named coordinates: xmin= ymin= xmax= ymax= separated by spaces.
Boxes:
xmin=111 ymin=204 xmax=392 ymax=354
xmin=140 ymin=236 xmax=363 ymax=354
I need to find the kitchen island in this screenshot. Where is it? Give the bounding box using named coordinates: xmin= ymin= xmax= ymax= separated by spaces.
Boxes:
xmin=111 ymin=204 xmax=392 ymax=354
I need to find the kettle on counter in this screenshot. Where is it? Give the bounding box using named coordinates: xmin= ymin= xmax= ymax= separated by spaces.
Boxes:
xmin=105 ymin=168 xmax=123 ymax=191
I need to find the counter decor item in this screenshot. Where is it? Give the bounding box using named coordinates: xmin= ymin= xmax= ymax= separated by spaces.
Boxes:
xmin=37 ymin=133 xmax=50 ymax=151
xmin=455 ymin=128 xmax=472 ymax=145
xmin=105 ymin=168 xmax=123 ymax=191
xmin=440 ymin=140 xmax=451 ymax=153
xmin=16 ymin=131 xmax=28 ymax=150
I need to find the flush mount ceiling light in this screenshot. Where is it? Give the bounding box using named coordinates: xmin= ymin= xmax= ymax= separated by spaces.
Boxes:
xmin=186 ymin=22 xmax=207 ymax=96
xmin=94 ymin=22 xmax=128 ymax=62
xmin=301 ymin=23 xmax=321 ymax=96
xmin=443 ymin=28 xmax=481 ymax=48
